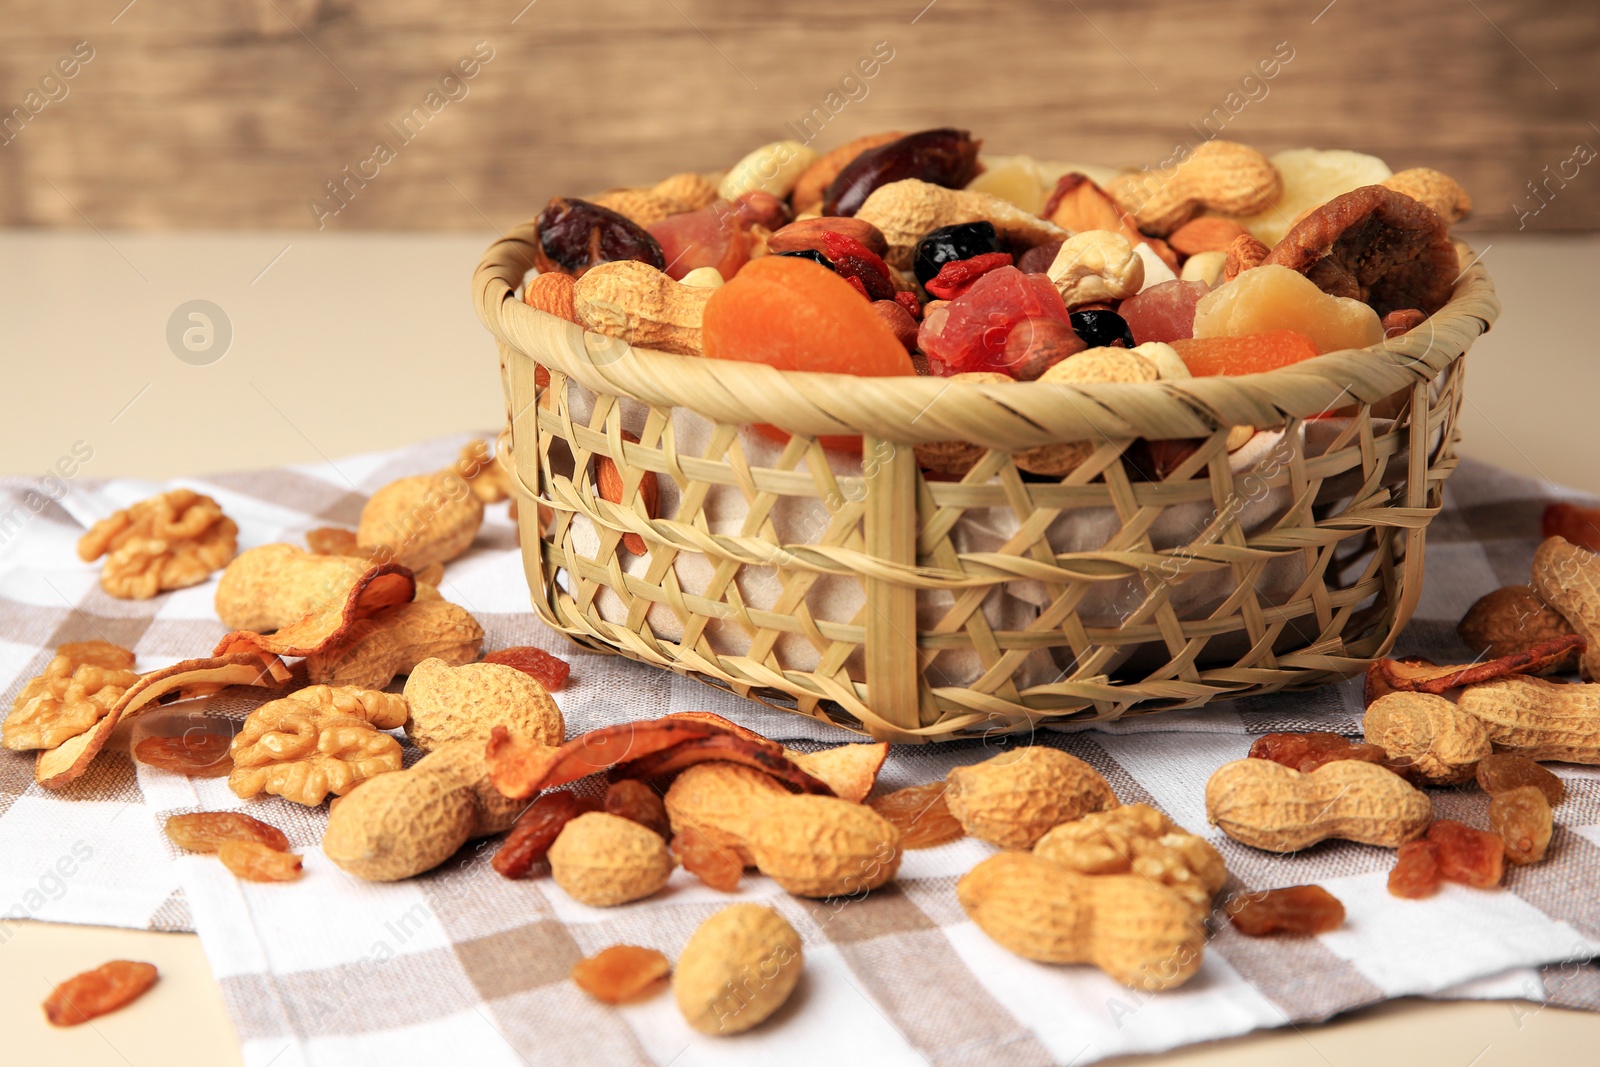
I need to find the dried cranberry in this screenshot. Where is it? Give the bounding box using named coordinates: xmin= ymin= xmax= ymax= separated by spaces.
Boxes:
xmin=1069 ymin=308 xmax=1135 ymax=349
xmin=824 ymin=128 xmax=981 ymax=217
xmin=534 ymin=197 xmax=665 ymax=277
xmin=914 ymin=221 xmax=1002 ymax=285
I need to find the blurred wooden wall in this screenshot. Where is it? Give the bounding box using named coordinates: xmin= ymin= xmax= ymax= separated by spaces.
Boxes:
xmin=1 ymin=0 xmax=1596 ymax=232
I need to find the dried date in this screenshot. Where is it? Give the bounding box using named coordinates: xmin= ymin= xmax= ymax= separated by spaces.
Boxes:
xmin=165 ymin=811 xmax=290 ymax=854
xmin=43 ymin=960 xmax=159 ymax=1026
xmin=534 ymin=197 xmax=665 ymax=277
xmin=823 ymin=128 xmax=981 ymax=217
xmin=492 ymin=791 xmax=602 ymax=878
xmin=571 ymin=945 xmax=671 ymax=1004
xmin=1225 ymin=885 xmax=1345 ymax=936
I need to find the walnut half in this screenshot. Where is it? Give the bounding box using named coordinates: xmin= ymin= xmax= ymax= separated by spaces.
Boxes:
xmin=2 ymin=641 xmax=141 ymax=751
xmin=227 ymin=685 xmax=407 ymax=806
xmin=1034 ymin=803 xmax=1227 ymax=915
xmin=78 ymin=489 xmax=238 ymax=600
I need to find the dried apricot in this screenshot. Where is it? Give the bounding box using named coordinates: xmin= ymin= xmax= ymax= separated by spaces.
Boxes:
xmin=703 ymin=255 xmax=913 ymax=376
xmin=868 ymin=782 xmax=965 ymax=849
xmin=1225 ymin=885 xmax=1344 ymax=936
xmin=483 ymin=646 xmax=571 ymax=691
xmin=1476 ymin=753 xmax=1563 ymax=806
xmin=671 ymin=826 xmax=744 ymax=891
xmin=571 ymin=945 xmax=671 ymax=1004
xmin=702 ymin=255 xmax=913 ymax=448
xmin=1388 ymin=839 xmax=1441 ymax=899
xmin=43 ymin=961 xmax=158 ymax=1026
xmin=1426 ymin=820 xmax=1504 ymax=888
xmin=218 ymin=840 xmax=303 ymax=882
xmin=604 ymin=779 xmax=671 ymax=838
xmin=165 ymin=811 xmax=290 ymax=853
xmin=134 ymin=732 xmax=234 ymax=778
xmin=1169 ymin=330 xmax=1320 ymax=377
xmin=1489 ymin=786 xmax=1553 ymax=866
xmin=492 ymin=791 xmax=602 ymax=878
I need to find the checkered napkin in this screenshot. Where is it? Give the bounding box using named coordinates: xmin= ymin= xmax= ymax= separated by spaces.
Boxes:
xmin=3 ymin=435 xmax=1599 ymax=1067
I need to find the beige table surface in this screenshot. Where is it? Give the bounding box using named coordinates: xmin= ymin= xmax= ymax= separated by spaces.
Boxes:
xmin=2 ymin=231 xmax=1597 ymax=1065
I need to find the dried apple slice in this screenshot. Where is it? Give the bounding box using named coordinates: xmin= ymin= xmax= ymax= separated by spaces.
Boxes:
xmin=784 ymin=743 xmax=889 ymax=803
xmin=36 ymin=652 xmax=287 ymax=789
xmin=487 ymin=718 xmax=725 ymax=799
xmin=1364 ymin=634 xmax=1586 ymax=706
xmin=213 ymin=563 xmax=416 ymax=660
xmin=610 ymin=735 xmax=833 ymax=795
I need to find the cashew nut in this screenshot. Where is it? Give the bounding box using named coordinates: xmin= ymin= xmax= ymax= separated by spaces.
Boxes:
xmin=718 ymin=140 xmax=818 ymax=202
xmin=1047 ymin=231 xmax=1144 ymax=307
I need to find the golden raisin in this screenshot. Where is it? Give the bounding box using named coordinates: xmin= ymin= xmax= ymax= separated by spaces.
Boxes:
xmin=570 ymin=945 xmax=671 ymax=1004
xmin=306 ymin=526 xmax=360 ymax=556
xmin=165 ymin=812 xmax=290 ymax=853
xmin=604 ymin=779 xmax=671 ymax=838
xmin=493 ymin=791 xmax=602 ymax=879
xmin=1225 ymin=885 xmax=1345 ymax=936
xmin=1476 ymin=754 xmax=1563 ymax=806
xmin=671 ymin=826 xmax=743 ymax=891
xmin=134 ymin=732 xmax=234 ymax=778
xmin=43 ymin=960 xmax=159 ymax=1026
xmin=1247 ymin=731 xmax=1391 ymax=773
xmin=218 ymin=840 xmax=303 ymax=882
xmin=1427 ymin=820 xmax=1504 ymax=888
xmin=1489 ymin=786 xmax=1553 ymax=866
xmin=483 ymin=646 xmax=570 ymax=690
xmin=867 ymin=782 xmax=965 ymax=849
xmin=1388 ymin=840 xmax=1441 ymax=899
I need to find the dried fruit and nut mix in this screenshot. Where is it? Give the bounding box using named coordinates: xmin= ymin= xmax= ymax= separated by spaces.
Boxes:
xmin=521 ymin=130 xmax=1473 ymax=473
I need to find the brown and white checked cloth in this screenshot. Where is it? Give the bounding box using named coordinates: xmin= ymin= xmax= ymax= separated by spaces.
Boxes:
xmin=3 ymin=434 xmax=1599 ymax=1067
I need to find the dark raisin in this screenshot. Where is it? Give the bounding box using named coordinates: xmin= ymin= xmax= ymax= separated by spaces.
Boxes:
xmin=1069 ymin=309 xmax=1135 ymax=349
xmin=913 ymin=222 xmax=1002 ymax=285
xmin=776 ymin=249 xmax=835 ymax=270
xmin=534 ymin=197 xmax=665 ymax=277
xmin=824 ymin=128 xmax=982 ymax=217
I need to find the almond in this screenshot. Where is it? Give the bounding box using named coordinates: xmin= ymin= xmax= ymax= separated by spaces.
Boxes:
xmin=594 ymin=430 xmax=659 ymax=556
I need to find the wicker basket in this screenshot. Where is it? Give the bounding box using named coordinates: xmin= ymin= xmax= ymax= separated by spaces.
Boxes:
xmin=474 ymin=223 xmax=1498 ymax=742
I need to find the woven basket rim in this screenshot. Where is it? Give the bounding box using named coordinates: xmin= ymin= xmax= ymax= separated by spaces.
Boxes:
xmin=474 ymin=218 xmax=1498 ymax=447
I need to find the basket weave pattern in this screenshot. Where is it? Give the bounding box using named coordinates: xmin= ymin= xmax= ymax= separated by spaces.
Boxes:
xmin=475 ymin=221 xmax=1499 ymax=742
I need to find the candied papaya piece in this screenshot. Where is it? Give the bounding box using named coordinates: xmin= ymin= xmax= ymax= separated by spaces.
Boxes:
xmin=1169 ymin=330 xmax=1320 ymax=378
xmin=1120 ymin=279 xmax=1207 ymax=345
xmin=919 ymin=265 xmax=1070 ymax=374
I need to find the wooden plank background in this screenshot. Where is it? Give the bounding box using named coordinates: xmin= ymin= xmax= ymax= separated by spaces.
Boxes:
xmin=1 ymin=0 xmax=1596 ymax=232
